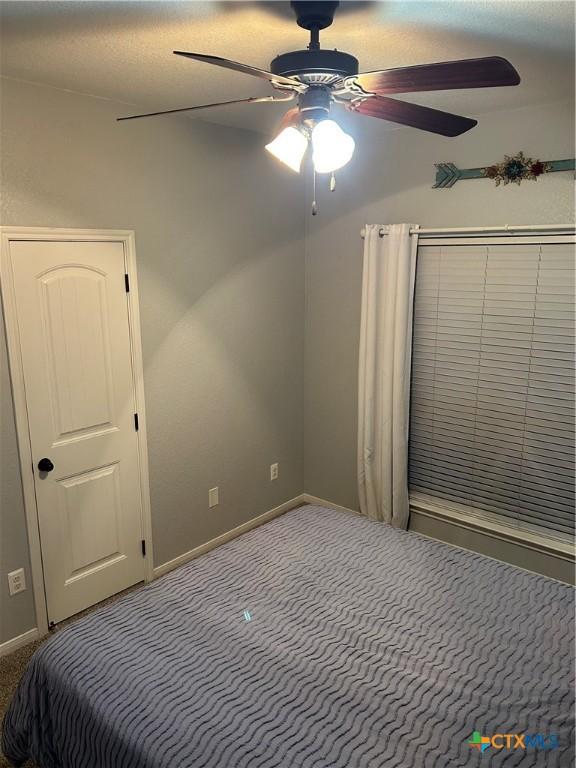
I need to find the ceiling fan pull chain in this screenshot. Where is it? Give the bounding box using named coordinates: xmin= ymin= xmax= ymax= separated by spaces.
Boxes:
xmin=330 ymin=173 xmax=336 ymax=192
xmin=312 ymin=170 xmax=318 ymax=216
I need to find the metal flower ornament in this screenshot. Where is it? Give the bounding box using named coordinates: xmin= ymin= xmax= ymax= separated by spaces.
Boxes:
xmin=483 ymin=152 xmax=550 ymax=185
xmin=434 ymin=152 xmax=575 ymax=188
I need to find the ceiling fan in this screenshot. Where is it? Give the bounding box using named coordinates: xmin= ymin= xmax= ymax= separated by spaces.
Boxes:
xmin=118 ymin=0 xmax=520 ymax=176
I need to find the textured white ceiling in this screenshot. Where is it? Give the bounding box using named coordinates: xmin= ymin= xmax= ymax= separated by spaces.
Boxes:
xmin=1 ymin=1 xmax=574 ymax=135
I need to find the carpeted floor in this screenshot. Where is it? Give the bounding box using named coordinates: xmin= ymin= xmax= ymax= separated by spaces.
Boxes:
xmin=0 ymin=583 xmax=143 ymax=768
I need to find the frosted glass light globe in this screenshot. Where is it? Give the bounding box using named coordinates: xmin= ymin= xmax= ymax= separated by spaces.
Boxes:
xmin=265 ymin=127 xmax=308 ymax=173
xmin=311 ymin=120 xmax=355 ymax=174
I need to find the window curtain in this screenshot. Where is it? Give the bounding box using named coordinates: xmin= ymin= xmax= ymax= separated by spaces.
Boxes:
xmin=358 ymin=223 xmax=418 ymax=528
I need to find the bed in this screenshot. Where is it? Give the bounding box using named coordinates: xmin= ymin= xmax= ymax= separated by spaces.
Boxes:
xmin=3 ymin=504 xmax=574 ymax=767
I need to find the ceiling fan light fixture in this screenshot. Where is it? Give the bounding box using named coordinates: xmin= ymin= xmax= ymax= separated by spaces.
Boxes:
xmin=120 ymin=4 xmax=521 ymax=198
xmin=311 ymin=119 xmax=355 ymax=174
xmin=265 ymin=126 xmax=309 ymax=172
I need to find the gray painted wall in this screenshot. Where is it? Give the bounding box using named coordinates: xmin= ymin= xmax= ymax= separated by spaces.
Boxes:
xmin=0 ymin=78 xmax=306 ymax=643
xmin=409 ymin=511 xmax=574 ymax=584
xmin=304 ymin=99 xmax=575 ymax=581
xmin=0 ymin=315 xmax=34 ymax=642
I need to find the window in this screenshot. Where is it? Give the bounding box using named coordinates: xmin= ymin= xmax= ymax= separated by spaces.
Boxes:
xmin=409 ymin=237 xmax=575 ymax=542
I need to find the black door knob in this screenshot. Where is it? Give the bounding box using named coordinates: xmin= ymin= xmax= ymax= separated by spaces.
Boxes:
xmin=38 ymin=458 xmax=54 ymax=473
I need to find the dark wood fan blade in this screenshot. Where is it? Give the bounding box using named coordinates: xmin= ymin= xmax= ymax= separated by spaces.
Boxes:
xmin=277 ymin=107 xmax=301 ymax=131
xmin=117 ymin=95 xmax=292 ymax=122
xmin=353 ymin=57 xmax=520 ymax=95
xmin=350 ymin=96 xmax=477 ymax=137
xmin=173 ymin=51 xmax=302 ymax=88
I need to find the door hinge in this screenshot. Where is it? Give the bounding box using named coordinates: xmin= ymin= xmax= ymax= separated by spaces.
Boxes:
xmin=141 ymin=539 xmax=146 ymax=557
xmin=124 ymin=273 xmax=130 ymax=292
xmin=134 ymin=413 xmax=139 ymax=431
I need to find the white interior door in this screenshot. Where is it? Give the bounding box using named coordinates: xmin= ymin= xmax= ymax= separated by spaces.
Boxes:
xmin=9 ymin=239 xmax=146 ymax=624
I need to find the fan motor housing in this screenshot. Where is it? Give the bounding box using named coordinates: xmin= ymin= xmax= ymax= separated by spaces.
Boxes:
xmin=270 ymin=49 xmax=358 ymax=85
xmin=298 ymin=85 xmax=331 ymax=122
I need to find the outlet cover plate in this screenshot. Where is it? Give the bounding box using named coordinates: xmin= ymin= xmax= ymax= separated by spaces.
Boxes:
xmin=8 ymin=568 xmax=26 ymax=596
xmin=209 ymin=487 xmax=219 ymax=508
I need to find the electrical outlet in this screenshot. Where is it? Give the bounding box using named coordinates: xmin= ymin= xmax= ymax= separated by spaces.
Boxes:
xmin=209 ymin=487 xmax=219 ymax=508
xmin=270 ymin=463 xmax=279 ymax=481
xmin=8 ymin=568 xmax=26 ymax=596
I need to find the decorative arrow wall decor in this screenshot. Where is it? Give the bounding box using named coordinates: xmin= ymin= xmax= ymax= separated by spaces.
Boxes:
xmin=433 ymin=152 xmax=575 ymax=188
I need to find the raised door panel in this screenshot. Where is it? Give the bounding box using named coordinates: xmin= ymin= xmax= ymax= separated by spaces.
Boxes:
xmin=59 ymin=463 xmax=124 ymax=584
xmin=39 ymin=266 xmax=117 ymax=444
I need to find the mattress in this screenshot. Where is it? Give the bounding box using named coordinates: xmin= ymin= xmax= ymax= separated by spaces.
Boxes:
xmin=3 ymin=504 xmax=574 ymax=767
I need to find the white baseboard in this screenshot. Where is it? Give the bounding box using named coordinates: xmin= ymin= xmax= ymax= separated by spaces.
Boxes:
xmin=152 ymin=494 xmax=307 ymax=579
xmin=301 ymin=493 xmax=360 ymax=516
xmin=0 ymin=627 xmax=39 ymax=657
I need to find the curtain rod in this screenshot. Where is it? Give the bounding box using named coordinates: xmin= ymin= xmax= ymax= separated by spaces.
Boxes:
xmin=360 ymin=224 xmax=576 ymax=239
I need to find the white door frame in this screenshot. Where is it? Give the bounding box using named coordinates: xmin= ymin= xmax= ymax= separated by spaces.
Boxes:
xmin=1 ymin=227 xmax=154 ymax=638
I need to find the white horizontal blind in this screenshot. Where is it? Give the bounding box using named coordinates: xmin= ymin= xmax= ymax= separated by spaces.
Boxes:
xmin=409 ymin=241 xmax=575 ymax=540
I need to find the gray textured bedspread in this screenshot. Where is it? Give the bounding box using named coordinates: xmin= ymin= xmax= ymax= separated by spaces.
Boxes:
xmin=3 ymin=505 xmax=574 ymax=767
